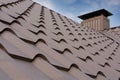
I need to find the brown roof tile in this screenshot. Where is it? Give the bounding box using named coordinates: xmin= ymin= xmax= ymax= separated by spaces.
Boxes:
xmin=0 ymin=0 xmax=120 ymax=80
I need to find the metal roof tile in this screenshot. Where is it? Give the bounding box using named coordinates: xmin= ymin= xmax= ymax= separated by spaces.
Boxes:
xmin=0 ymin=0 xmax=120 ymax=80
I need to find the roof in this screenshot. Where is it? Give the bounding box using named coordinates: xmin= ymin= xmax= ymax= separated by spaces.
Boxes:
xmin=0 ymin=0 xmax=120 ymax=80
xmin=103 ymin=26 xmax=120 ymax=43
xmin=79 ymin=9 xmax=113 ymax=20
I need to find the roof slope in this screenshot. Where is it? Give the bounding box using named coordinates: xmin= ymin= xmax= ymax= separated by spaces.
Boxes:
xmin=0 ymin=0 xmax=120 ymax=80
xmin=103 ymin=26 xmax=120 ymax=43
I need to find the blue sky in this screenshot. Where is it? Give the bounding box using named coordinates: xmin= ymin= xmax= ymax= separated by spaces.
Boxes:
xmin=33 ymin=0 xmax=120 ymax=27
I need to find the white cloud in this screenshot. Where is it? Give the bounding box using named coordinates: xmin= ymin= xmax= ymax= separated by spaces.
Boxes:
xmin=108 ymin=0 xmax=120 ymax=6
xmin=64 ymin=13 xmax=75 ymax=19
xmin=62 ymin=12 xmax=80 ymax=22
xmin=63 ymin=0 xmax=76 ymax=4
xmin=33 ymin=0 xmax=54 ymax=10
xmin=79 ymin=9 xmax=98 ymax=15
xmin=83 ymin=0 xmax=91 ymax=4
xmin=95 ymin=0 xmax=120 ymax=8
xmin=80 ymin=11 xmax=90 ymax=15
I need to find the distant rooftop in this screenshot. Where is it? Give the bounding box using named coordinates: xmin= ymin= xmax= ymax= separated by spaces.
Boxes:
xmin=79 ymin=9 xmax=112 ymax=20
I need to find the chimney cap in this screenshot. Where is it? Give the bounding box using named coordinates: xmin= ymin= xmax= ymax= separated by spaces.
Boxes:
xmin=78 ymin=9 xmax=112 ymax=20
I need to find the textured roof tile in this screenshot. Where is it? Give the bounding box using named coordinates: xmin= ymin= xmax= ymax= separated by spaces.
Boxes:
xmin=0 ymin=0 xmax=120 ymax=80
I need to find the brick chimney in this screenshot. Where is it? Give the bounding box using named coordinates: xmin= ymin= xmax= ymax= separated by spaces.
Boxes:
xmin=78 ymin=9 xmax=112 ymax=31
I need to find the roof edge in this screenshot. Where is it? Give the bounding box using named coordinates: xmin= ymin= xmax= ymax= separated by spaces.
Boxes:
xmin=78 ymin=9 xmax=113 ymax=20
